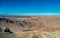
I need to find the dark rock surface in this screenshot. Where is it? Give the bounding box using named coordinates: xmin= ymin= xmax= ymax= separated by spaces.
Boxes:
xmin=0 ymin=27 xmax=2 ymax=31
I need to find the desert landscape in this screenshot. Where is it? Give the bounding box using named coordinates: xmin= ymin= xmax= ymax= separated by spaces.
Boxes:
xmin=0 ymin=16 xmax=60 ymax=38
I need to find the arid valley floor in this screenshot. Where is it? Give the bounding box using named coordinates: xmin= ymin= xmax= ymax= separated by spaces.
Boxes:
xmin=0 ymin=16 xmax=60 ymax=38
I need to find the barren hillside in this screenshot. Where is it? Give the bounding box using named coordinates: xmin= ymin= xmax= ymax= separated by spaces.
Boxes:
xmin=0 ymin=16 xmax=60 ymax=38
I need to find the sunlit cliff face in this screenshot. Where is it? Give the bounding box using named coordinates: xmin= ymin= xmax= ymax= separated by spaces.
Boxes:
xmin=0 ymin=16 xmax=60 ymax=38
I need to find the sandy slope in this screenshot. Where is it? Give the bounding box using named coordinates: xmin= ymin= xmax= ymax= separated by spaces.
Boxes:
xmin=11 ymin=29 xmax=60 ymax=38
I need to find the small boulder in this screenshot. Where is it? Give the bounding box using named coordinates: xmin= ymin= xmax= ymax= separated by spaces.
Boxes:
xmin=4 ymin=28 xmax=13 ymax=33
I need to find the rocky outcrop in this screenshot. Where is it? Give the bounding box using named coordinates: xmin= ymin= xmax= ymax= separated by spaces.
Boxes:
xmin=0 ymin=18 xmax=15 ymax=24
xmin=4 ymin=28 xmax=13 ymax=33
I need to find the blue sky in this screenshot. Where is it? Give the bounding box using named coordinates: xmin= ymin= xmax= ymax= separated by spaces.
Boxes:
xmin=0 ymin=0 xmax=60 ymax=16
